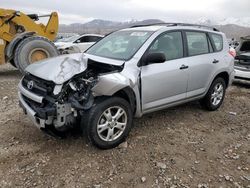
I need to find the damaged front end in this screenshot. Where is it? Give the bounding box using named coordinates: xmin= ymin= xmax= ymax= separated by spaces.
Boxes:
xmin=18 ymin=53 xmax=124 ymax=133
xmin=234 ymin=36 xmax=250 ymax=81
xmin=234 ymin=55 xmax=250 ymax=80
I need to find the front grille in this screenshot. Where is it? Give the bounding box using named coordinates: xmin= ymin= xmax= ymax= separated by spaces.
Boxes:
xmin=22 ymin=74 xmax=55 ymax=96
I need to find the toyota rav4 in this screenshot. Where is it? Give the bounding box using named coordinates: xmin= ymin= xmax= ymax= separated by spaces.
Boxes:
xmin=18 ymin=23 xmax=235 ymax=149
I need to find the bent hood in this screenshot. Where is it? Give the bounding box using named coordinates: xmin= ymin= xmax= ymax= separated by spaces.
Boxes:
xmin=25 ymin=53 xmax=87 ymax=84
xmin=25 ymin=53 xmax=124 ymax=85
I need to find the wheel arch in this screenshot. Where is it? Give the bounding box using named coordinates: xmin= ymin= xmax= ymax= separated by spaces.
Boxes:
xmin=112 ymin=87 xmax=137 ymax=115
xmin=213 ymin=71 xmax=229 ymax=88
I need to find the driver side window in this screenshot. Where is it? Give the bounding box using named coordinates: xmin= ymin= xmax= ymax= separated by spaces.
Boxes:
xmin=149 ymin=31 xmax=184 ymax=61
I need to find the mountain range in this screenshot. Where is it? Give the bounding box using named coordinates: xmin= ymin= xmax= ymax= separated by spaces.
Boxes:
xmin=196 ymin=17 xmax=250 ymax=28
xmin=59 ymin=18 xmax=250 ymax=40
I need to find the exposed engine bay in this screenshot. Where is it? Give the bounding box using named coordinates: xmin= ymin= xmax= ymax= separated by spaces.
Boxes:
xmin=19 ymin=58 xmax=123 ymax=132
xmin=234 ymin=36 xmax=250 ymax=81
xmin=235 ymin=37 xmax=250 ymax=68
xmin=235 ymin=53 xmax=250 ymax=67
xmin=57 ymin=59 xmax=123 ymax=110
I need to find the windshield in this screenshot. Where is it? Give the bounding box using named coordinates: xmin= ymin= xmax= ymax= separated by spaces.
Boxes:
xmin=86 ymin=30 xmax=153 ymax=60
xmin=57 ymin=35 xmax=80 ymax=42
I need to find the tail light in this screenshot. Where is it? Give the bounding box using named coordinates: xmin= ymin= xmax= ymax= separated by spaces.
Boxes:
xmin=229 ymin=47 xmax=236 ymax=58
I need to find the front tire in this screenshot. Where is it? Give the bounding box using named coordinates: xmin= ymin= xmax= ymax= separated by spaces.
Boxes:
xmin=83 ymin=97 xmax=133 ymax=149
xmin=200 ymin=77 xmax=226 ymax=111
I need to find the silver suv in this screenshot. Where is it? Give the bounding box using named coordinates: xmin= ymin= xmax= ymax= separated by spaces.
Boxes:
xmin=18 ymin=23 xmax=235 ymax=149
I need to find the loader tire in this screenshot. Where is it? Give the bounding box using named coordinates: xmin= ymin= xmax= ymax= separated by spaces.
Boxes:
xmin=14 ymin=36 xmax=58 ymax=74
xmin=9 ymin=60 xmax=16 ymax=67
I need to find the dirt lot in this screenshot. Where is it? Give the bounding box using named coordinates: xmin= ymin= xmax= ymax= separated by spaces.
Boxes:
xmin=0 ymin=64 xmax=249 ymax=188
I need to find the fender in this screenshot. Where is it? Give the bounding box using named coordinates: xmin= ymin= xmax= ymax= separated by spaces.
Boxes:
xmin=5 ymin=31 xmax=35 ymax=61
xmin=91 ymin=72 xmax=141 ymax=116
xmin=91 ymin=73 xmax=136 ymax=97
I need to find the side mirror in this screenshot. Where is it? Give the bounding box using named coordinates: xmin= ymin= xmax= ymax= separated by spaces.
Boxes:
xmin=75 ymin=40 xmax=81 ymax=43
xmin=143 ymin=52 xmax=166 ymax=66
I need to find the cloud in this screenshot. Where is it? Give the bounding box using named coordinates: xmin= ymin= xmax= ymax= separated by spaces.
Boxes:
xmin=216 ymin=0 xmax=250 ymax=17
xmin=1 ymin=0 xmax=249 ymax=24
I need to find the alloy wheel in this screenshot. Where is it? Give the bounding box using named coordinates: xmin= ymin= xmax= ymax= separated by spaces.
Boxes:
xmin=211 ymin=83 xmax=224 ymax=106
xmin=97 ymin=106 xmax=127 ymax=142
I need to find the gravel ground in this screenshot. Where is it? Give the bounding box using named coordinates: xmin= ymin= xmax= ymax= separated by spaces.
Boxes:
xmin=0 ymin=64 xmax=249 ymax=188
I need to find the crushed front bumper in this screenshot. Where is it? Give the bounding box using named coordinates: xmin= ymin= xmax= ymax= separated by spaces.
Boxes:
xmin=18 ymin=82 xmax=54 ymax=129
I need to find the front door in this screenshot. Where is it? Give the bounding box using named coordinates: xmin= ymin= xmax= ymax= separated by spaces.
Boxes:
xmin=140 ymin=31 xmax=189 ymax=112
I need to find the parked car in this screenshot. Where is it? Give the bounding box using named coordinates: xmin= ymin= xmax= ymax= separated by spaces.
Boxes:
xmin=18 ymin=23 xmax=235 ymax=149
xmin=234 ymin=36 xmax=250 ymax=81
xmin=55 ymin=34 xmax=103 ymax=54
xmin=54 ymin=33 xmax=79 ymax=42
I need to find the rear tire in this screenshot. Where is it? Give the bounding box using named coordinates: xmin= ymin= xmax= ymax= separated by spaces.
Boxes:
xmin=82 ymin=97 xmax=133 ymax=149
xmin=14 ymin=36 xmax=58 ymax=74
xmin=200 ymin=77 xmax=226 ymax=111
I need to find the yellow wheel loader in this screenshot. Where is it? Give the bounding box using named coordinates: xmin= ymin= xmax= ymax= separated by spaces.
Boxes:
xmin=0 ymin=8 xmax=59 ymax=73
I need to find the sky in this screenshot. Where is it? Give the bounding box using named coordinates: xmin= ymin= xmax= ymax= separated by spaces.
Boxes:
xmin=1 ymin=0 xmax=250 ymax=24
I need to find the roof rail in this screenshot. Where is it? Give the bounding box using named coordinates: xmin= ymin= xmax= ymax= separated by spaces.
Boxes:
xmin=130 ymin=22 xmax=219 ymax=32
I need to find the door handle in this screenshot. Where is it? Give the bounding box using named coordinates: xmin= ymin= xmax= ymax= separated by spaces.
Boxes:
xmin=213 ymin=59 xmax=219 ymax=64
xmin=179 ymin=64 xmax=189 ymax=70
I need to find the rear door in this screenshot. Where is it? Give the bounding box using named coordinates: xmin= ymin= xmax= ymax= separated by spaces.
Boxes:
xmin=184 ymin=31 xmax=221 ymax=97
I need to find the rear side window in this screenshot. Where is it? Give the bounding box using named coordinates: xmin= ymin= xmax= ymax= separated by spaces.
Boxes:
xmin=210 ymin=34 xmax=223 ymax=51
xmin=186 ymin=32 xmax=209 ymax=56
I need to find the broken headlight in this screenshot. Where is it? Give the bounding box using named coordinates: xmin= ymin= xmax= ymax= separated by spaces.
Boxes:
xmin=57 ymin=76 xmax=98 ymax=110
